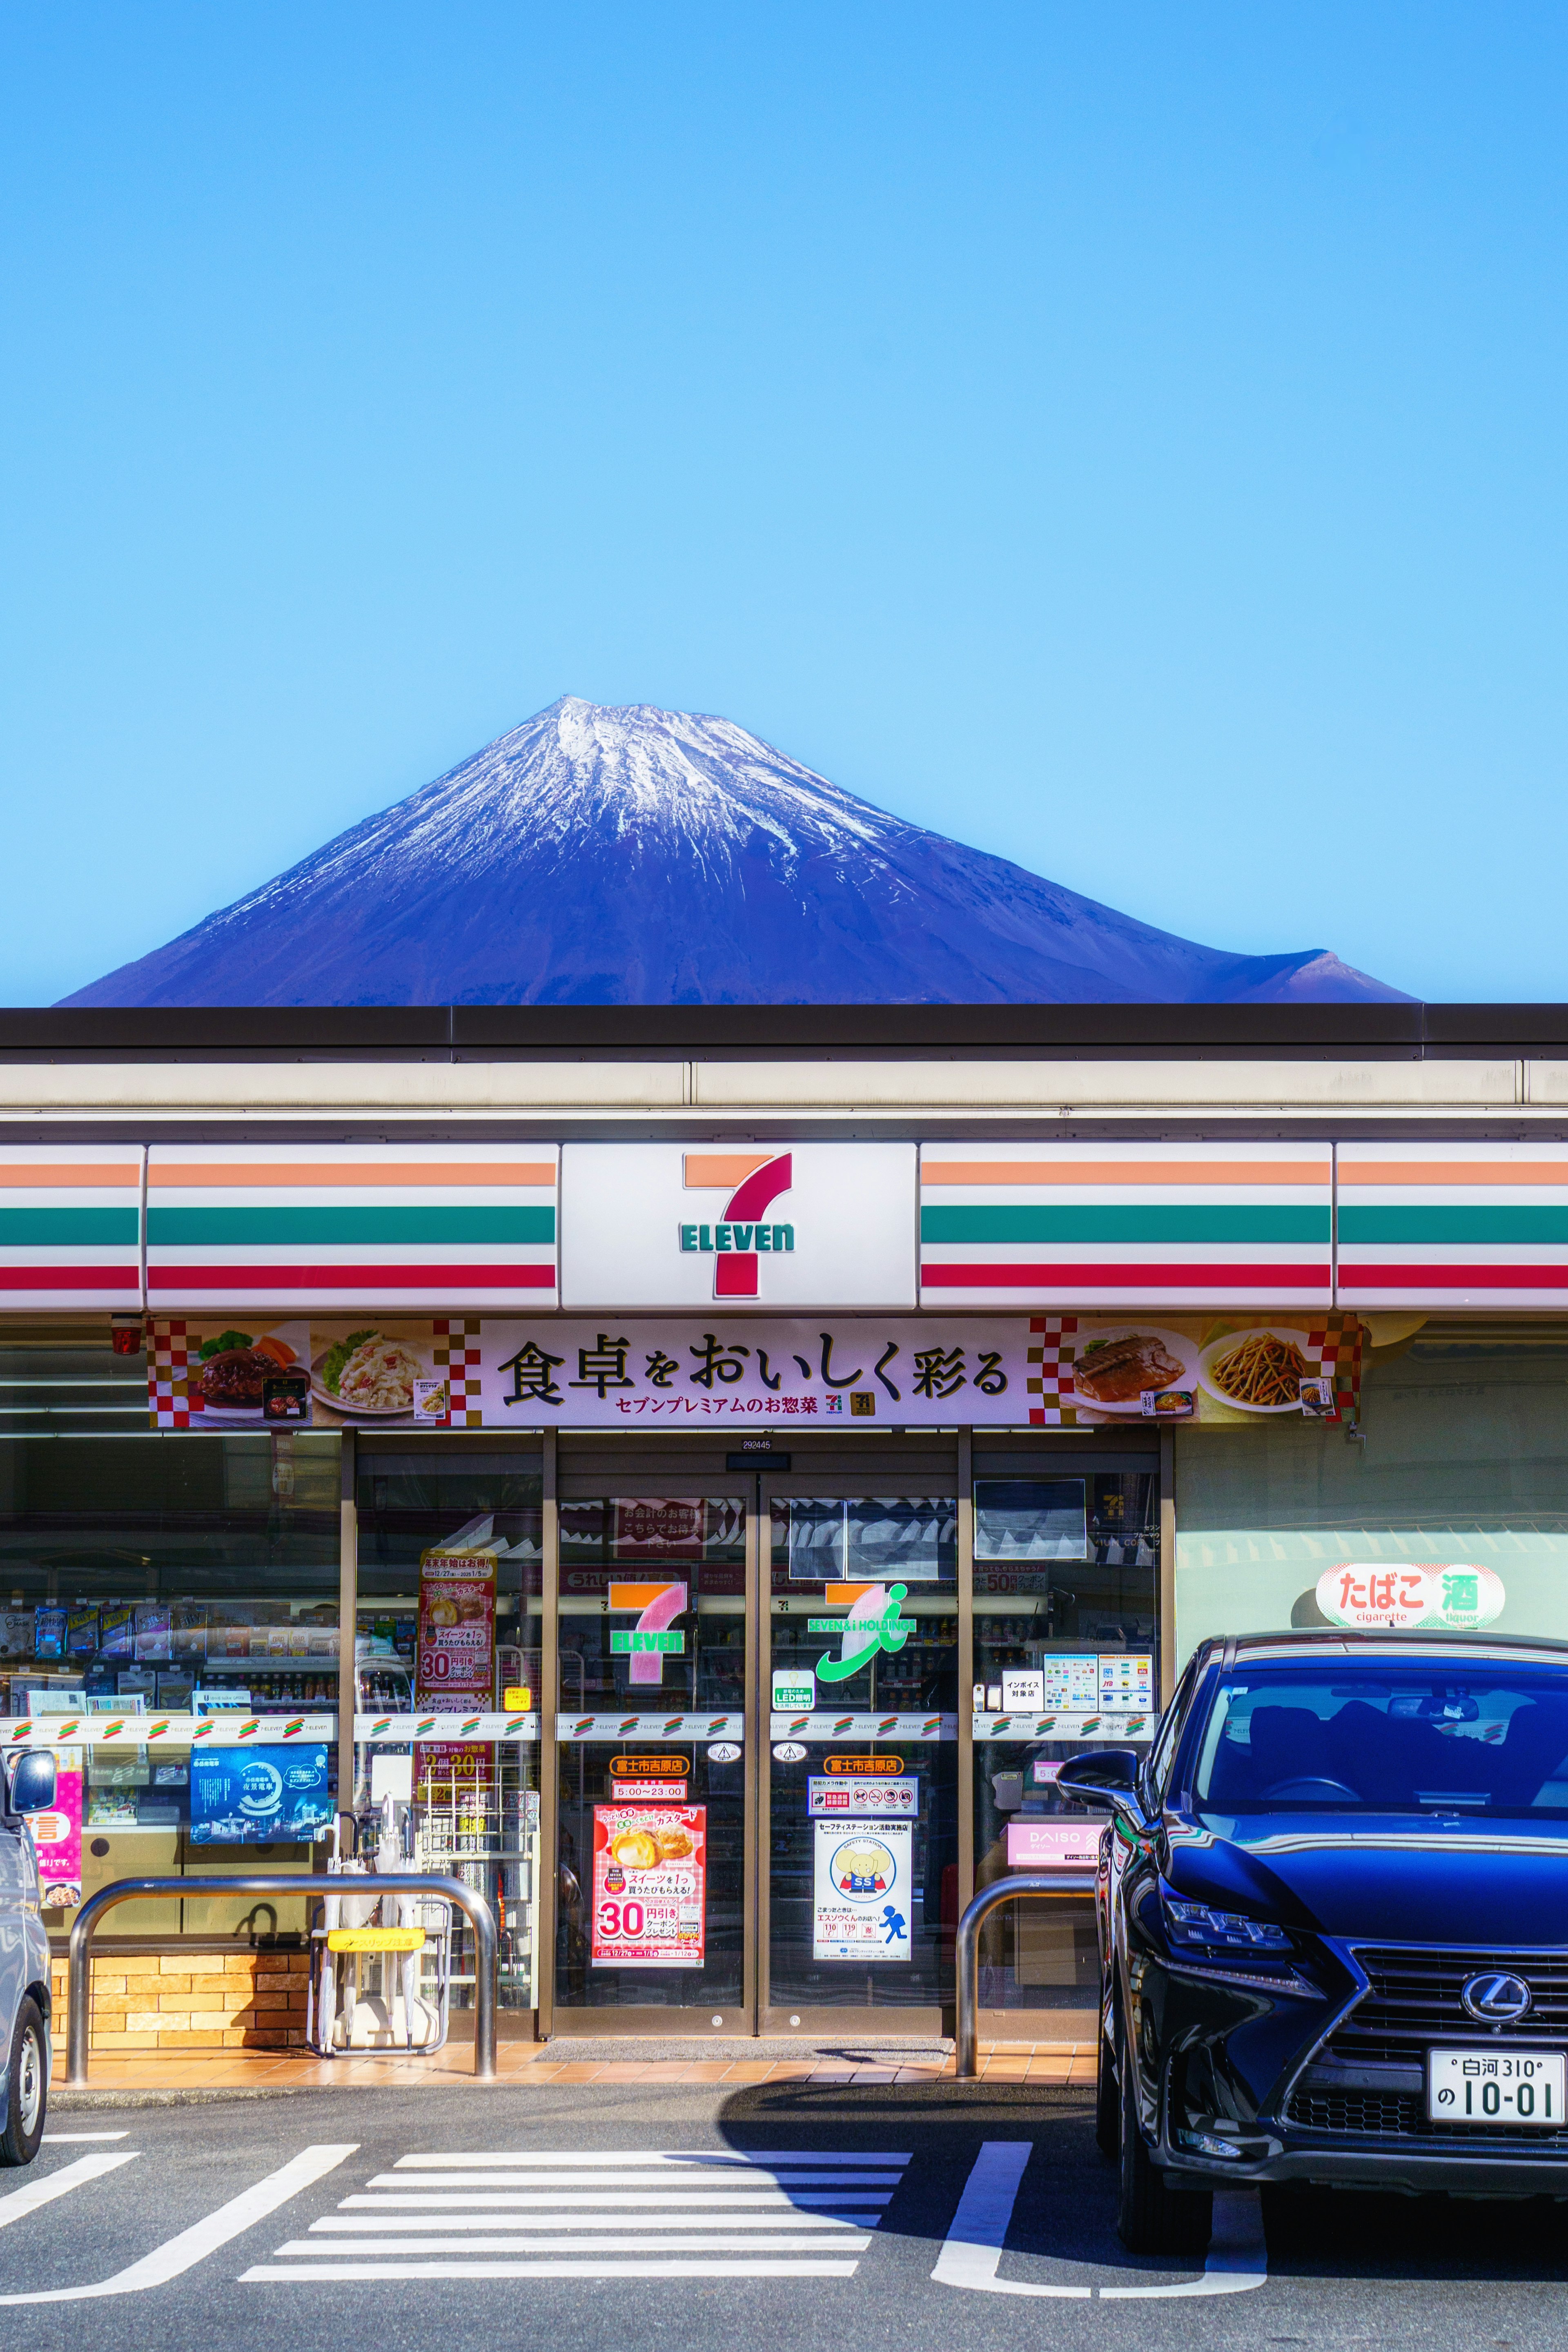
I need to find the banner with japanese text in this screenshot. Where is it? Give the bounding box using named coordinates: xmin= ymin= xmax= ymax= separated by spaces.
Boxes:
xmin=479 ymin=1318 xmax=1024 ymax=1427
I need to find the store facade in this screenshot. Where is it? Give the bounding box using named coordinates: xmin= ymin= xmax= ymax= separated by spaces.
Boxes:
xmin=4 ymin=1003 xmax=1568 ymax=2047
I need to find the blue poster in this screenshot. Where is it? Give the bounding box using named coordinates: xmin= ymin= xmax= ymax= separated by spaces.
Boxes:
xmin=189 ymin=1745 xmax=332 ymax=1844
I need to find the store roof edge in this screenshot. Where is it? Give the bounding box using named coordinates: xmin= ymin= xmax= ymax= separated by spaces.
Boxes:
xmin=4 ymin=1003 xmax=1568 ymax=1060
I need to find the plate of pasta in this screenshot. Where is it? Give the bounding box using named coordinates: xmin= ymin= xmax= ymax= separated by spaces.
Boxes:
xmin=1196 ymin=1325 xmax=1316 ymax=1414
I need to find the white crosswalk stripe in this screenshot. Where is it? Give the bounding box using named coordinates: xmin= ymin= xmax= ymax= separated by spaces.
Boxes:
xmin=241 ymin=2147 xmax=911 ymax=2282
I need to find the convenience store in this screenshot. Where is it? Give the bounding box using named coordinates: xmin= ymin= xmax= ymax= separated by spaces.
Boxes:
xmin=5 ymin=1000 xmax=1568 ymax=2049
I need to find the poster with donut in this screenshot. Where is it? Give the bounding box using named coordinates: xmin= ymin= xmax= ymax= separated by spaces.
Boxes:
xmin=590 ymin=1803 xmax=706 ymax=1969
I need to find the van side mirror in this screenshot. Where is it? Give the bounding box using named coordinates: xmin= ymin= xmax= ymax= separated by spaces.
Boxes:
xmin=1055 ymin=1747 xmax=1149 ymax=1830
xmin=8 ymin=1752 xmax=56 ymax=1816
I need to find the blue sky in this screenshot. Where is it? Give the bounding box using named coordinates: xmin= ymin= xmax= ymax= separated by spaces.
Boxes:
xmin=4 ymin=3 xmax=1566 ymax=1004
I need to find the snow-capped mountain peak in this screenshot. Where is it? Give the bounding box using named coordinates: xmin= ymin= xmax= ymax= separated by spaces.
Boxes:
xmin=62 ymin=695 xmax=1408 ymax=1007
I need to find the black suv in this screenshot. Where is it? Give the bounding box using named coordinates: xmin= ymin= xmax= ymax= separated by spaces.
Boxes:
xmin=1057 ymin=1630 xmax=1568 ymax=2254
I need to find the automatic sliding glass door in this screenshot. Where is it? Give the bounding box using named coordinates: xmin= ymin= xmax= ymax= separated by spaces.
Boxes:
xmin=761 ymin=1475 xmax=959 ymax=2031
xmin=552 ymin=1486 xmax=751 ymax=2028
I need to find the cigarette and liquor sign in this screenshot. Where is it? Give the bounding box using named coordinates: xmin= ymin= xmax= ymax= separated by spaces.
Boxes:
xmin=1317 ymin=1563 xmax=1506 ymax=1633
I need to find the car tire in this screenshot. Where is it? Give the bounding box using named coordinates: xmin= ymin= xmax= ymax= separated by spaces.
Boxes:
xmin=1116 ymin=2036 xmax=1212 ymax=2257
xmin=1095 ymin=2018 xmax=1119 ymax=2159
xmin=0 ymin=1998 xmax=47 ymax=2167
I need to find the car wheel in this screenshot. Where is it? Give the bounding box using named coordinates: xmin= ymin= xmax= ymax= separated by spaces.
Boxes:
xmin=1095 ymin=2017 xmax=1119 ymax=2159
xmin=0 ymin=1998 xmax=47 ymax=2167
xmin=1116 ymin=2034 xmax=1212 ymax=2257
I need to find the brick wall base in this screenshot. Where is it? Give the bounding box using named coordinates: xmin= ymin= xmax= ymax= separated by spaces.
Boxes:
xmin=49 ymin=1951 xmax=310 ymax=2050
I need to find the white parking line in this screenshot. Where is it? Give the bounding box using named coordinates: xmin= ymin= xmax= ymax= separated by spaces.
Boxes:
xmin=0 ymin=2153 xmax=138 ymax=2228
xmin=0 ymin=2143 xmax=357 ymax=2305
xmin=1099 ymin=2196 xmax=1268 ymax=2299
xmin=42 ymin=2133 xmax=131 ymax=2144
xmin=931 ymin=2142 xmax=1089 ymax=2299
xmin=931 ymin=2141 xmax=1269 ymax=2303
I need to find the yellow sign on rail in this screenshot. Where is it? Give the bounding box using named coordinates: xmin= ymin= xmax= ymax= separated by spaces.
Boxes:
xmin=325 ymin=1928 xmax=426 ymax=1953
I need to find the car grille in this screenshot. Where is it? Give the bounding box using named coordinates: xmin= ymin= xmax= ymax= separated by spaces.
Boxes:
xmin=1286 ymin=1945 xmax=1568 ymax=2149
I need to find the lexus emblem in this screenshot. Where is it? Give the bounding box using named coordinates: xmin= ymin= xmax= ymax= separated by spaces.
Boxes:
xmin=1460 ymin=1971 xmax=1533 ymax=2024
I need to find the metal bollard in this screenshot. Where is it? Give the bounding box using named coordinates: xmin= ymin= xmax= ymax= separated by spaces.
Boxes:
xmin=953 ymin=1871 xmax=1098 ymax=2080
xmin=67 ymin=1873 xmax=499 ymax=2085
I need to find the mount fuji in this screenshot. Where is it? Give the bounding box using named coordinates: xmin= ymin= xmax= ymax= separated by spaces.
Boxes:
xmin=62 ymin=696 xmax=1406 ymax=1007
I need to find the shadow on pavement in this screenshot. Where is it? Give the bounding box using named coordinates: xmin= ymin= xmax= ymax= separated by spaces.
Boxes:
xmin=714 ymin=2078 xmax=1568 ymax=2290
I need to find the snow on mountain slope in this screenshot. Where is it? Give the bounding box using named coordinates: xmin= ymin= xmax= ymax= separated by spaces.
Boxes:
xmin=61 ymin=696 xmax=1408 ymax=1006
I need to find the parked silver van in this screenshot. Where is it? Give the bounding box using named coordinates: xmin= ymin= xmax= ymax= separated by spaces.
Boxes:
xmin=0 ymin=1751 xmax=58 ymax=2165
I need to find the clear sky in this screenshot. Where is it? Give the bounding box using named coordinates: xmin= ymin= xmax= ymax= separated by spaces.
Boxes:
xmin=4 ymin=3 xmax=1565 ymax=1005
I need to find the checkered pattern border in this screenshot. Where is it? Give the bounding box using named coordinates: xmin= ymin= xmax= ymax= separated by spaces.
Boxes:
xmin=147 ymin=1319 xmax=200 ymax=1430
xmin=433 ymin=1318 xmax=483 ymax=1428
xmin=1305 ymin=1310 xmax=1363 ymax=1423
xmin=1026 ymin=1314 xmax=1079 ymax=1426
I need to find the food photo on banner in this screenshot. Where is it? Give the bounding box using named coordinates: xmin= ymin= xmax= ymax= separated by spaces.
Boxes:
xmin=1034 ymin=1310 xmax=1362 ymax=1426
xmin=146 ymin=1318 xmax=481 ymax=1429
xmin=188 ymin=1745 xmax=332 ymax=1844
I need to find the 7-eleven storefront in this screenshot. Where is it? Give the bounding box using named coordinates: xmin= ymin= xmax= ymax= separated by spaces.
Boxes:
xmin=4 ymin=1081 xmax=1563 ymax=2048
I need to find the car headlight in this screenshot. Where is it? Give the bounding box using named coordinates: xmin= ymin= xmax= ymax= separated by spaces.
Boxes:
xmin=1160 ymin=1884 xmax=1293 ymax=1954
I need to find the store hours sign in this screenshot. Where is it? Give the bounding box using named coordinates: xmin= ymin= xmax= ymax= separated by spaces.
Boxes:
xmin=480 ymin=1318 xmax=1023 ymax=1427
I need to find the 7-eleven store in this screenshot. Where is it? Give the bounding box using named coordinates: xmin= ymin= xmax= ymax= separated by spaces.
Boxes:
xmin=0 ymin=1000 xmax=1561 ymax=2051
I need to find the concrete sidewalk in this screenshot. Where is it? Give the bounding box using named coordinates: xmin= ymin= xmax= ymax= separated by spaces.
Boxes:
xmin=48 ymin=2034 xmax=1094 ymax=2093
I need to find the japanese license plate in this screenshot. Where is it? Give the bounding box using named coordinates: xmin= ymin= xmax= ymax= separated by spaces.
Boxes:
xmin=1427 ymin=2047 xmax=1566 ymax=2125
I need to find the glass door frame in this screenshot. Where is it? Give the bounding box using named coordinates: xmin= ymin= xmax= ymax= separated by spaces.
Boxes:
xmin=544 ymin=1446 xmax=759 ymax=2037
xmin=756 ymin=1447 xmax=964 ymax=2038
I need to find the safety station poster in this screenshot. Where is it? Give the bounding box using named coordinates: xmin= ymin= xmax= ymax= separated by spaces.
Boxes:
xmin=813 ymin=1818 xmax=913 ymax=1962
xmin=590 ymin=1802 xmax=707 ymax=1969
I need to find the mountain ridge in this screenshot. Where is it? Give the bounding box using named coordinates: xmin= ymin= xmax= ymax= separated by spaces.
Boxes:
xmin=61 ymin=695 xmax=1408 ymax=1007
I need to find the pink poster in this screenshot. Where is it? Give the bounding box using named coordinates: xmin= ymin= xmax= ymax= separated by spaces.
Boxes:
xmin=30 ymin=1755 xmax=83 ymax=1911
xmin=415 ymin=1547 xmax=496 ymax=1795
xmin=591 ymin=1803 xmax=706 ymax=1969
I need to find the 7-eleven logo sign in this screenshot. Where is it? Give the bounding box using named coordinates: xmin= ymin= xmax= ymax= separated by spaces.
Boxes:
xmin=608 ymin=1581 xmax=688 ymax=1687
xmin=678 ymin=1152 xmax=795 ymax=1298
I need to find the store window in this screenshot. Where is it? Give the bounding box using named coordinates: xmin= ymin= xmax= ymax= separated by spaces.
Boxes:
xmin=766 ymin=1488 xmax=958 ymax=2021
xmin=554 ymin=1492 xmax=746 ymax=2018
xmin=1176 ymin=1328 xmax=1568 ymax=1660
xmin=356 ymin=1446 xmax=543 ymax=2013
xmin=0 ymin=1378 xmax=342 ymax=1940
xmin=971 ymin=1457 xmax=1159 ymax=2017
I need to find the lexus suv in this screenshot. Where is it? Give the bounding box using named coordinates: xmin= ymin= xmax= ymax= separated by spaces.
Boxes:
xmin=1056 ymin=1631 xmax=1568 ymax=2254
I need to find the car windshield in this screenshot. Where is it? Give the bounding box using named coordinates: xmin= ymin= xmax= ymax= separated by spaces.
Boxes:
xmin=1192 ymin=1659 xmax=1568 ymax=1815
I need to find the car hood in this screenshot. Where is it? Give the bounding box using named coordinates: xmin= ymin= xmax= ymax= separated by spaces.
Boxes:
xmin=1164 ymin=1811 xmax=1568 ymax=1944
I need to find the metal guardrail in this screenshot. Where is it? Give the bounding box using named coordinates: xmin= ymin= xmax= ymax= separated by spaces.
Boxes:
xmin=954 ymin=1870 xmax=1098 ymax=2080
xmin=66 ymin=1873 xmax=499 ymax=2085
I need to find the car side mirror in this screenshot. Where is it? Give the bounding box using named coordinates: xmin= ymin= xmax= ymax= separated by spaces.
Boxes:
xmin=7 ymin=1752 xmax=56 ymax=1816
xmin=1055 ymin=1747 xmax=1150 ymax=1830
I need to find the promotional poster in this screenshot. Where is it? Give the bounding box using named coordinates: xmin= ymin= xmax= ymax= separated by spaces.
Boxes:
xmin=29 ymin=1754 xmax=82 ymax=1910
xmin=590 ymin=1802 xmax=706 ymax=1968
xmin=415 ymin=1547 xmax=497 ymax=1793
xmin=188 ymin=1744 xmax=332 ymax=1844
